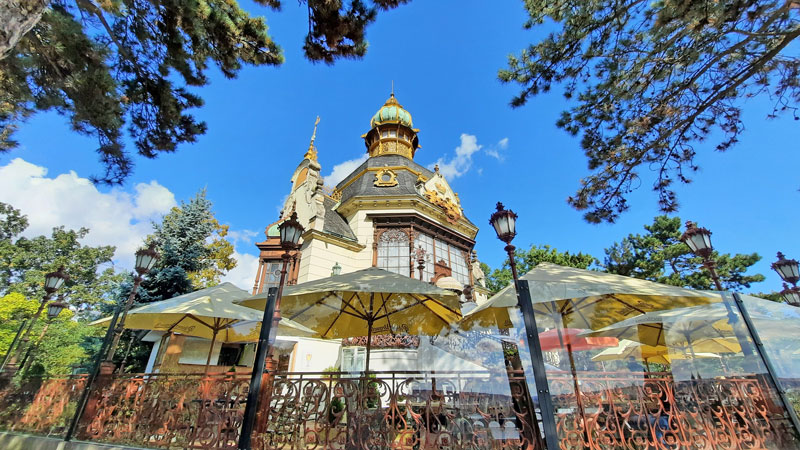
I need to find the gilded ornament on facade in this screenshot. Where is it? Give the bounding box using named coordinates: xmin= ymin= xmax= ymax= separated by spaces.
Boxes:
xmin=374 ymin=168 xmax=399 ymax=187
xmin=424 ymin=188 xmax=462 ymax=223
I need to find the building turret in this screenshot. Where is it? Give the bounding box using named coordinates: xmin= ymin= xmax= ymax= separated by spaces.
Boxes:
xmin=362 ymin=94 xmax=420 ymax=160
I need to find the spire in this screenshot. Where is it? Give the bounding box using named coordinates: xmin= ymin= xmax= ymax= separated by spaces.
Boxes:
xmin=304 ymin=116 xmax=321 ymax=161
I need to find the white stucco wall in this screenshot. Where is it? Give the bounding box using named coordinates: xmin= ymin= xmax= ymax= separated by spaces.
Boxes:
xmin=291 ymin=338 xmax=342 ymax=373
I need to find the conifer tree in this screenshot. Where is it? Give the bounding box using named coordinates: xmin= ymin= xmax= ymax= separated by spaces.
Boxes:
xmin=603 ymin=215 xmax=765 ymax=290
xmin=500 ymin=0 xmax=800 ymax=223
xmin=1 ymin=0 xmax=407 ymax=183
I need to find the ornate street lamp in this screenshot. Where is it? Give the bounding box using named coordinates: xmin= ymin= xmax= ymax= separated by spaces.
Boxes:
xmin=772 ymin=252 xmax=799 ymax=287
xmin=65 ymin=244 xmax=159 ymax=442
xmin=772 ymin=252 xmax=800 ymax=307
xmin=239 ymin=212 xmax=304 ymax=450
xmin=18 ymin=294 xmax=69 ymax=374
xmin=488 ymin=202 xmax=556 ymax=449
xmin=680 ymin=221 xmax=723 ymax=290
xmin=105 ymin=243 xmax=160 ymax=365
xmin=489 ymin=202 xmax=520 ymax=282
xmin=331 ymin=262 xmax=342 ymax=276
xmin=2 ymin=266 xmax=68 ymax=375
xmin=47 ymin=296 xmax=68 ymax=320
xmin=780 ymin=284 xmax=800 ymax=307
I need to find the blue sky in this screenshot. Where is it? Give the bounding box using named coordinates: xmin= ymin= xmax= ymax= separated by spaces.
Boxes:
xmin=1 ymin=0 xmax=798 ymax=292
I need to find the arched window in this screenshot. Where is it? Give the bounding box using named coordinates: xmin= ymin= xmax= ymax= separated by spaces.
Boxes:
xmin=377 ymin=229 xmax=410 ymax=276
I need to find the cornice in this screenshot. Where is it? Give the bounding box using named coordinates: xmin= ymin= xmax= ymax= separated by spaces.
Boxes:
xmin=337 ymin=195 xmax=478 ymax=239
xmin=301 ymin=229 xmax=366 ymax=252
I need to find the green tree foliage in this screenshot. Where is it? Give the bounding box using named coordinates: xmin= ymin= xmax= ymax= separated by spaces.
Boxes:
xmin=481 ymin=244 xmax=597 ymax=293
xmin=0 ymin=202 xmax=122 ymax=317
xmin=0 ymin=293 xmax=99 ymax=376
xmin=139 ymin=190 xmax=236 ymax=302
xmin=500 ymin=0 xmax=800 ymax=223
xmin=1 ymin=0 xmax=408 ymax=183
xmin=603 ymin=216 xmax=765 ymax=290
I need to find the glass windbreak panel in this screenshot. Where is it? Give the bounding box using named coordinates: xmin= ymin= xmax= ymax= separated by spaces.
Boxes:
xmin=519 ymin=285 xmax=800 ymax=450
xmin=255 ymin=288 xmax=546 ymax=449
xmin=739 ymin=294 xmax=800 ymax=419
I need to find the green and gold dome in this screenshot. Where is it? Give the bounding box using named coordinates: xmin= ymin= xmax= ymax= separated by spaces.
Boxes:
xmin=370 ymin=94 xmax=413 ymax=128
xmin=363 ymin=93 xmax=420 ymax=160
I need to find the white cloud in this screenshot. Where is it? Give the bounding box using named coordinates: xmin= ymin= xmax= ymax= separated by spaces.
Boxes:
xmin=485 ymin=137 xmax=509 ymax=161
xmin=0 ymin=158 xmax=176 ymax=269
xmin=221 ymin=250 xmax=260 ymax=291
xmin=227 ymin=229 xmax=259 ymax=246
xmin=0 ymin=157 xmax=263 ymax=289
xmin=431 ymin=134 xmax=482 ymax=179
xmin=324 ymin=155 xmax=368 ymax=186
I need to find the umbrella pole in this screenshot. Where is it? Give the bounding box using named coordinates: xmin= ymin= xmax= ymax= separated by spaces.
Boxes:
xmin=205 ymin=326 xmax=219 ymax=375
xmin=684 ymin=331 xmax=702 ymax=380
xmin=554 ymin=318 xmax=589 ymax=446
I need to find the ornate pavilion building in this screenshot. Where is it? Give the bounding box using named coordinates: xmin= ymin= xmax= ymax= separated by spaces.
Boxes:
xmin=146 ymin=94 xmax=490 ymax=374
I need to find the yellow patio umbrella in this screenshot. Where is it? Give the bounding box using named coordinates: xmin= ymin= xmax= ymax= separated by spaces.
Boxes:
xmin=592 ymin=339 xmax=726 ymax=366
xmin=93 ymin=282 xmax=313 ymax=372
xmin=464 ymin=263 xmax=718 ymax=332
xmin=238 ymin=267 xmax=462 ymax=371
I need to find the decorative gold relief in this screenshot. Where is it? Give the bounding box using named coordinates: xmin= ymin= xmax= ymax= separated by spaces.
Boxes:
xmin=374 ymin=168 xmax=399 ymax=187
xmin=424 ymin=188 xmax=462 ymax=223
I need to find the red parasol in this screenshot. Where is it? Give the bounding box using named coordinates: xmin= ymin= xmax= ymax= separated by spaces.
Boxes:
xmin=539 ymin=328 xmax=618 ymax=352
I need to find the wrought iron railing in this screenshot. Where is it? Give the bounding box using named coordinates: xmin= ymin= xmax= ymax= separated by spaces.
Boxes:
xmin=548 ymin=371 xmax=799 ymax=450
xmin=0 ymin=374 xmax=87 ymax=437
xmin=0 ymin=369 xmax=798 ymax=449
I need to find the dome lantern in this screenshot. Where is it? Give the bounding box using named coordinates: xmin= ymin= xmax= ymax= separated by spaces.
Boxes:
xmin=363 ymin=93 xmax=420 ymax=160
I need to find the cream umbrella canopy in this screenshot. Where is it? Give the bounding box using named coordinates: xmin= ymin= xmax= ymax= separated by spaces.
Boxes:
xmin=465 ymin=263 xmax=718 ymax=332
xmin=93 ymin=282 xmax=314 ymax=371
xmin=592 ymin=339 xmax=726 ymax=366
xmin=238 ymin=267 xmax=462 ymax=371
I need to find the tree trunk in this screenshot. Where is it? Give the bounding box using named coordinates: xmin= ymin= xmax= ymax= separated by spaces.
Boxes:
xmin=0 ymin=0 xmax=49 ymax=60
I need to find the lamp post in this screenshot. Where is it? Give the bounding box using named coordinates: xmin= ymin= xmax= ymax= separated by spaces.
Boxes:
xmin=239 ymin=212 xmax=304 ymax=450
xmin=104 ymin=243 xmax=159 ymax=366
xmin=772 ymin=252 xmax=800 ymax=306
xmin=2 ymin=266 xmax=68 ymax=376
xmin=681 ymin=221 xmax=800 ymax=436
xmin=19 ymin=295 xmax=69 ymax=374
xmin=63 ymin=243 xmax=160 ymax=442
xmin=489 ymin=203 xmax=557 ymax=450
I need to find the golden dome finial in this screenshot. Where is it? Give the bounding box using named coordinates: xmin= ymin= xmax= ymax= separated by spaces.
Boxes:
xmin=304 ymin=116 xmax=320 ymax=161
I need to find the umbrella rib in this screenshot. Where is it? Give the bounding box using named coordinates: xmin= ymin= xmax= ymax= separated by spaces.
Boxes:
xmin=566 ymin=298 xmax=593 ymax=330
xmin=321 ymin=305 xmax=347 ymax=339
xmin=186 ymin=314 xmax=216 ymax=331
xmin=411 ymin=294 xmax=456 ymax=326
xmin=378 ymin=293 xmax=395 ymax=334
xmin=340 ymin=292 xmax=370 ymax=319
xmin=288 ymin=292 xmax=340 ymax=320
xmin=353 ymin=291 xmax=369 ymax=317
xmin=315 ymin=302 xmax=368 ymax=320
xmin=607 ymin=295 xmax=647 ymax=315
xmin=167 ymin=315 xmax=190 ymax=333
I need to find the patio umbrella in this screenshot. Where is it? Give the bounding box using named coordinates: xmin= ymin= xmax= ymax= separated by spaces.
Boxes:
xmin=581 ymin=307 xmax=731 ymax=346
xmin=463 ymin=263 xmax=718 ymax=332
xmin=93 ymin=282 xmax=314 ymax=372
xmin=538 ymin=327 xmax=618 ymax=435
xmin=238 ymin=267 xmax=462 ymax=371
xmin=592 ymin=339 xmax=724 ymax=367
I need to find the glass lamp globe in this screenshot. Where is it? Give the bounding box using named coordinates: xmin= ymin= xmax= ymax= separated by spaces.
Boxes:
xmin=489 ymin=202 xmax=517 ymax=244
